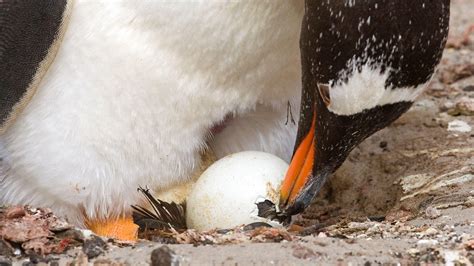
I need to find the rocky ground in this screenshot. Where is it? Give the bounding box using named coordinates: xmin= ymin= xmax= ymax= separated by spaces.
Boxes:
xmin=1 ymin=0 xmax=473 ymax=265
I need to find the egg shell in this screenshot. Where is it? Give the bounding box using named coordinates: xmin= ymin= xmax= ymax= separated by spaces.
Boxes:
xmin=186 ymin=151 xmax=288 ymax=231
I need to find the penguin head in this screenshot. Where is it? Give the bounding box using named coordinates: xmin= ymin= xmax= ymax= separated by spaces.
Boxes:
xmin=279 ymin=82 xmax=413 ymax=215
xmin=279 ymin=0 xmax=450 ymax=215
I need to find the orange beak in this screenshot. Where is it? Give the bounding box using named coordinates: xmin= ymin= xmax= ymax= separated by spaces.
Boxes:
xmin=279 ymin=115 xmax=316 ymax=207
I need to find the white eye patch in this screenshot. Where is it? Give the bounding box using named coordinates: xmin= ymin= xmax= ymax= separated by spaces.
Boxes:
xmin=326 ymin=63 xmax=429 ymax=116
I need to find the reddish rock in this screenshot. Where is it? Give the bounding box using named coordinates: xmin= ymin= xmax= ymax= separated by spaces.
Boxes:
xmin=5 ymin=206 xmax=26 ymax=219
xmin=0 ymin=216 xmax=50 ymax=243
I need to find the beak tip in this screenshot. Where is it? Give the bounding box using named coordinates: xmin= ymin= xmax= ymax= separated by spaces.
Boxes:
xmin=284 ymin=200 xmax=306 ymax=216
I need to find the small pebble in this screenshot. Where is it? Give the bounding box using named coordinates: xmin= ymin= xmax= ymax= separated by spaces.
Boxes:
xmin=5 ymin=206 xmax=26 ymax=219
xmin=425 ymin=207 xmax=442 ymax=219
xmin=55 ymin=229 xmax=86 ymax=243
xmin=424 ymin=227 xmax=439 ymax=236
xmin=243 ymin=222 xmax=272 ymax=231
xmin=80 ymin=230 xmax=94 ymax=239
xmin=317 ymin=232 xmax=327 ymax=238
xmin=151 ymin=246 xmax=177 ymax=266
xmin=463 ymin=85 xmax=474 ymax=92
xmin=447 ymin=119 xmax=472 ymax=133
xmin=367 ymin=224 xmax=382 ymax=233
xmin=82 ymin=236 xmax=107 ymax=259
xmin=348 ymin=222 xmax=370 ymax=230
xmin=93 ymin=259 xmax=118 ymax=265
xmin=417 ymin=239 xmax=439 ymax=247
xmin=48 ymin=219 xmax=73 ymax=232
xmin=0 ymin=256 xmax=12 ymax=266
xmin=407 ymin=248 xmax=420 ymax=256
xmin=448 ymin=97 xmax=474 ymax=116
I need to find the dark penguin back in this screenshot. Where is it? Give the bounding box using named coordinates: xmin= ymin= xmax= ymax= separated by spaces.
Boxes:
xmin=0 ymin=0 xmax=69 ymax=129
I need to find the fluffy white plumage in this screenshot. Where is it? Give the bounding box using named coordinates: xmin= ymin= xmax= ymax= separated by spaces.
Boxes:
xmin=0 ymin=1 xmax=304 ymax=225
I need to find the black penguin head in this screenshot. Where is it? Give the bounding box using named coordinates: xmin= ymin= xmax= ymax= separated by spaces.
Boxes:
xmin=279 ymin=0 xmax=450 ymax=215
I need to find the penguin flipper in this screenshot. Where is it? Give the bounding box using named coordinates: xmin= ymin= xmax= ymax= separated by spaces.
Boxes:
xmin=0 ymin=0 xmax=70 ymax=132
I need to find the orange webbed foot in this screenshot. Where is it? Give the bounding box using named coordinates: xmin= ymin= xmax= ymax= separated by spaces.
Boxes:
xmin=86 ymin=216 xmax=138 ymax=242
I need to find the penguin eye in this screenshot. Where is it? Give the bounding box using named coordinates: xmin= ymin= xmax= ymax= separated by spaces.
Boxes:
xmin=317 ymin=83 xmax=331 ymax=106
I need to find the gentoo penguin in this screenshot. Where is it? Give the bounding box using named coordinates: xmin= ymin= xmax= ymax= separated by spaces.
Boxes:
xmin=0 ymin=0 xmax=450 ymax=240
xmin=0 ymin=1 xmax=304 ymax=240
xmin=280 ymin=1 xmax=450 ymax=215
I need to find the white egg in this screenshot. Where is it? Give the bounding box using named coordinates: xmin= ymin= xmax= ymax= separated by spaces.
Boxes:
xmin=186 ymin=151 xmax=288 ymax=231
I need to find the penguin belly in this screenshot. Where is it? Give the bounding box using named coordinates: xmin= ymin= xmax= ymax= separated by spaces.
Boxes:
xmin=0 ymin=0 xmax=303 ymax=235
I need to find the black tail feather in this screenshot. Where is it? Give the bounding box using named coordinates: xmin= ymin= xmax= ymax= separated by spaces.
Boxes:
xmin=132 ymin=186 xmax=187 ymax=231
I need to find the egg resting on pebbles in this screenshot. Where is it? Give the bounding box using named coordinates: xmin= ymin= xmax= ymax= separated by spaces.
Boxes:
xmin=186 ymin=151 xmax=288 ymax=231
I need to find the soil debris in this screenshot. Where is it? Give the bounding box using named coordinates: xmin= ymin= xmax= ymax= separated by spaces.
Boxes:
xmin=439 ymin=63 xmax=474 ymax=84
xmin=447 ymin=97 xmax=474 ymax=116
xmin=292 ymin=244 xmax=320 ymax=260
xmin=66 ymin=252 xmax=89 ymax=266
xmin=0 ymin=257 xmax=12 ymax=266
xmin=0 ymin=239 xmax=13 ymax=257
xmin=446 ymin=24 xmax=474 ymax=49
xmin=465 ymin=239 xmax=474 ymax=251
xmin=0 ymin=206 xmax=81 ymax=258
xmin=0 ymin=215 xmax=51 ymax=243
xmin=153 ymin=225 xmax=295 ymax=246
